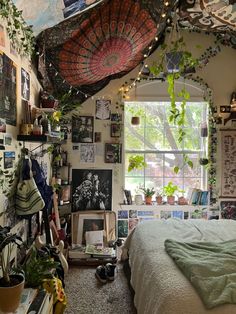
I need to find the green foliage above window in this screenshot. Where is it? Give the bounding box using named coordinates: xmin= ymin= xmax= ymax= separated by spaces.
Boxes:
xmin=0 ymin=0 xmax=34 ymax=56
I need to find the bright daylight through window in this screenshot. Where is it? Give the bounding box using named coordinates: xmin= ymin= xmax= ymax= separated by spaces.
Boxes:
xmin=124 ymin=101 xmax=208 ymax=198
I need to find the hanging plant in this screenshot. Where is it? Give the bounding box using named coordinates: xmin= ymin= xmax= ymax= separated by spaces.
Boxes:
xmin=128 ymin=155 xmax=147 ymax=172
xmin=0 ymin=1 xmax=34 ymax=56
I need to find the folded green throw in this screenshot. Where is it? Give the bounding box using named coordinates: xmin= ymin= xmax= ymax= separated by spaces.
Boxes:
xmin=165 ymin=239 xmax=236 ymax=309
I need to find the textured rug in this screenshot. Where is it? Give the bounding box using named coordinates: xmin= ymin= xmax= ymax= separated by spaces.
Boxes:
xmin=64 ymin=262 xmax=136 ymax=314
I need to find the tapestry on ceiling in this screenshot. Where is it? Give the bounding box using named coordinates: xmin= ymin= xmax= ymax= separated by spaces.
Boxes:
xmin=178 ymin=0 xmax=236 ymax=49
xmin=37 ymin=0 xmax=174 ymax=106
xmin=0 ymin=52 xmax=17 ymax=126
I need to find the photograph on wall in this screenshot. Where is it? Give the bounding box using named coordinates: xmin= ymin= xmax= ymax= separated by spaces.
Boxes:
xmin=221 ymin=130 xmax=236 ymax=197
xmin=72 ymin=169 xmax=112 ymax=211
xmin=111 ymin=113 xmax=122 ymax=122
xmin=95 ymin=99 xmax=111 ymax=120
xmin=0 ymin=52 xmax=17 ymax=125
xmin=104 ymin=143 xmax=122 ymax=163
xmin=172 ymin=210 xmax=183 ymax=219
xmin=220 ymin=199 xmax=236 ymax=220
xmin=129 ymin=210 xmax=137 ymax=218
xmin=4 ymin=133 xmax=12 ymax=146
xmin=118 ymin=210 xmax=128 ymax=219
xmin=160 ymin=210 xmax=171 ymax=220
xmin=0 ymin=118 xmax=6 ymax=133
xmin=4 ymin=151 xmax=15 ymax=169
xmin=110 ymin=123 xmax=121 ymax=138
xmin=21 ymin=68 xmax=30 ymax=101
xmin=80 ymin=144 xmax=95 ymax=163
xmin=72 ymin=116 xmax=94 ymax=143
xmin=128 ymin=218 xmax=139 ymax=232
xmin=0 ymin=25 xmax=5 ymax=47
xmin=118 ymin=220 xmax=128 ymax=238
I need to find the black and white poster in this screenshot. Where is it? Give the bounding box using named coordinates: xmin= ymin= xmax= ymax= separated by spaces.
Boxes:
xmin=72 ymin=169 xmax=112 ymax=211
xmin=21 ymin=68 xmax=30 ymax=101
xmin=0 ymin=52 xmax=17 ymax=125
xmin=72 ymin=116 xmax=94 ymax=143
xmin=95 ymin=99 xmax=111 ymax=120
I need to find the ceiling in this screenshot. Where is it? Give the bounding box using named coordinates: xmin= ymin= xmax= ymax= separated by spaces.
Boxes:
xmin=14 ymin=0 xmax=236 ymax=106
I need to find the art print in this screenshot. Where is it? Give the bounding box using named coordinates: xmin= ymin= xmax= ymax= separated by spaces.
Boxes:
xmin=220 ymin=199 xmax=236 ymax=219
xmin=105 ymin=143 xmax=122 ymax=163
xmin=110 ymin=123 xmax=121 ymax=138
xmin=111 ymin=113 xmax=122 ymax=122
xmin=95 ymin=99 xmax=111 ymax=120
xmin=4 ymin=151 xmax=15 ymax=169
xmin=118 ymin=220 xmax=128 ymax=238
xmin=118 ymin=210 xmax=128 ymax=219
xmin=4 ymin=133 xmax=12 ymax=146
xmin=160 ymin=211 xmax=171 ymax=220
xmin=128 ymin=218 xmax=139 ymax=232
xmin=72 ymin=116 xmax=94 ymax=143
xmin=129 ymin=210 xmax=137 ymax=218
xmin=72 ymin=169 xmax=112 ymax=211
xmin=221 ymin=130 xmax=236 ymax=197
xmin=172 ymin=211 xmax=183 ymax=219
xmin=21 ymin=68 xmax=30 ymax=101
xmin=0 ymin=52 xmax=17 ymax=125
xmin=80 ymin=144 xmax=95 ymax=163
xmin=138 ymin=210 xmax=153 ymax=217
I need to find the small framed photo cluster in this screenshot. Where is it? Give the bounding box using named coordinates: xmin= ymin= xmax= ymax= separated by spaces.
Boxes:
xmin=110 ymin=113 xmax=122 ymax=138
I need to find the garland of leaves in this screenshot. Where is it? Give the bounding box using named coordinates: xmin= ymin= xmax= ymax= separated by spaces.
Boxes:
xmin=0 ymin=0 xmax=34 ymax=56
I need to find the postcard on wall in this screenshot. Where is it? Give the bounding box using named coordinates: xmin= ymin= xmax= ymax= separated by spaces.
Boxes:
xmin=160 ymin=211 xmax=171 ymax=220
xmin=0 ymin=118 xmax=6 ymax=133
xmin=111 ymin=113 xmax=122 ymax=122
xmin=129 ymin=210 xmax=137 ymax=218
xmin=128 ymin=218 xmax=139 ymax=232
xmin=4 ymin=151 xmax=15 ymax=169
xmin=80 ymin=144 xmax=95 ymax=163
xmin=118 ymin=220 xmax=128 ymax=238
xmin=0 ymin=52 xmax=17 ymax=126
xmin=104 ymin=143 xmax=122 ymax=163
xmin=21 ymin=68 xmax=30 ymax=101
xmin=0 ymin=25 xmax=5 ymax=47
xmin=4 ymin=133 xmax=12 ymax=146
xmin=118 ymin=210 xmax=128 ymax=219
xmin=95 ymin=99 xmax=111 ymax=120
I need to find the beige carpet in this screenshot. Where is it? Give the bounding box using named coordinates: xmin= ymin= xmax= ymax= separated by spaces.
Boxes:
xmin=64 ymin=262 xmax=136 ymax=314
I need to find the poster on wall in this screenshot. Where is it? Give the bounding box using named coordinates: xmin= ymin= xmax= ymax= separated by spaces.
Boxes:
xmin=95 ymin=99 xmax=111 ymax=120
xmin=0 ymin=51 xmax=17 ymax=125
xmin=21 ymin=68 xmax=30 ymax=101
xmin=221 ymin=130 xmax=236 ymax=197
xmin=72 ymin=169 xmax=112 ymax=211
xmin=72 ymin=116 xmax=94 ymax=143
xmin=80 ymin=144 xmax=95 ymax=163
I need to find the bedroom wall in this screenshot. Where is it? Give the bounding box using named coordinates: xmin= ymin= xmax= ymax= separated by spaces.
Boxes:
xmin=0 ymin=20 xmax=42 ymax=226
xmin=64 ymin=30 xmax=236 ymax=211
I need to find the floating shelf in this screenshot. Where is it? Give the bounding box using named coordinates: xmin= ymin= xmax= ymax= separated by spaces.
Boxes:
xmin=17 ymin=134 xmax=63 ymax=143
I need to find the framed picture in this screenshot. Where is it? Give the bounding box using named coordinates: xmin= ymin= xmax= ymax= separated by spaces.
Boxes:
xmin=80 ymin=144 xmax=95 ymax=163
xmin=71 ymin=211 xmax=116 ymax=245
xmin=4 ymin=151 xmax=15 ymax=169
xmin=95 ymin=99 xmax=111 ymax=120
xmin=111 ymin=113 xmax=122 ymax=122
xmin=72 ymin=169 xmax=112 ymax=211
xmin=118 ymin=220 xmax=128 ymax=238
xmin=110 ymin=123 xmax=121 ymax=137
xmin=105 ymin=143 xmax=122 ymax=163
xmin=0 ymin=52 xmax=17 ymax=125
xmin=72 ymin=116 xmax=94 ymax=143
xmin=221 ymin=130 xmax=236 ymax=197
xmin=21 ymin=68 xmax=30 ymax=101
xmin=219 ymin=199 xmax=236 ymax=219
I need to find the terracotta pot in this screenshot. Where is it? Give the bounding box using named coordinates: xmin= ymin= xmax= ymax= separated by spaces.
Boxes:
xmin=0 ymin=275 xmax=25 ymax=313
xmin=178 ymin=196 xmax=188 ymax=205
xmin=167 ymin=195 xmax=175 ymax=205
xmin=156 ymin=196 xmax=163 ymax=205
xmin=145 ymin=196 xmax=152 ymax=205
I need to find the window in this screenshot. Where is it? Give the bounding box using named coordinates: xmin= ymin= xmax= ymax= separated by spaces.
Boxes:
xmin=124 ymin=101 xmax=208 ymax=196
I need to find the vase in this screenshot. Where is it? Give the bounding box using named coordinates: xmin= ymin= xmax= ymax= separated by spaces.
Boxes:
xmin=134 ymin=194 xmax=143 ymax=205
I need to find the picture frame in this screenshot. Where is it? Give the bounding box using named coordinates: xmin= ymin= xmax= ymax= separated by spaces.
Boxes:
xmin=72 ymin=116 xmax=94 ymax=143
xmin=104 ymin=143 xmax=122 ymax=163
xmin=110 ymin=123 xmax=121 ymax=138
xmin=111 ymin=113 xmax=122 ymax=122
xmin=72 ymin=169 xmax=112 ymax=211
xmin=219 ymin=198 xmax=236 ymax=220
xmin=71 ymin=211 xmax=116 ymax=245
xmin=220 ymin=130 xmax=236 ymax=197
xmin=95 ymin=99 xmax=111 ymax=120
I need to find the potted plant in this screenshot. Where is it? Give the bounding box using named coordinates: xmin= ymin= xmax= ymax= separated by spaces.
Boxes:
xmin=128 ymin=155 xmax=147 ymax=173
xmin=139 ymin=187 xmax=155 ymax=205
xmin=0 ymin=226 xmax=24 ymax=313
xmin=163 ymin=182 xmax=180 ymax=205
xmin=155 ymin=189 xmax=163 ymax=205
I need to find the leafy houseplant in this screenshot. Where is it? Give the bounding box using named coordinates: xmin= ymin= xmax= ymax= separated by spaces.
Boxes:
xmin=0 ymin=226 xmax=24 ymax=313
xmin=128 ymin=155 xmax=147 ymax=172
xmin=139 ymin=187 xmax=155 ymax=205
xmin=155 ymin=189 xmax=163 ymax=205
xmin=163 ymin=182 xmax=182 ymax=205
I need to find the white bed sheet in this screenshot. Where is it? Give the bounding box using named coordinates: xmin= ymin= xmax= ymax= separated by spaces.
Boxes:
xmin=124 ymin=219 xmax=236 ymax=314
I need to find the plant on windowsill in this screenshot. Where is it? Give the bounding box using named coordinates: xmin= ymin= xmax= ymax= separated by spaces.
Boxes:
xmin=155 ymin=189 xmax=163 ymax=205
xmin=0 ymin=226 xmax=24 ymax=313
xmin=163 ymin=182 xmax=183 ymax=205
xmin=139 ymin=187 xmax=155 ymax=205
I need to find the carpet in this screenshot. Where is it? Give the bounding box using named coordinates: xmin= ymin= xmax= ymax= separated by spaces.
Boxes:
xmin=64 ymin=262 xmax=137 ymax=314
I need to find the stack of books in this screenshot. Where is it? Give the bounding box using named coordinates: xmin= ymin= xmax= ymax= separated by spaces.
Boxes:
xmin=187 ymin=188 xmax=209 ymax=206
xmin=85 ymin=244 xmax=116 ymax=258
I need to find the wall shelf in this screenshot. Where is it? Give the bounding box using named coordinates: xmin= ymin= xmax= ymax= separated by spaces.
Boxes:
xmin=17 ymin=134 xmax=64 ymax=143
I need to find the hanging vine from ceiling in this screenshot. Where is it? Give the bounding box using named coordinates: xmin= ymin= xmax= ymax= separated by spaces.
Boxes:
xmin=0 ymin=0 xmax=35 ymax=56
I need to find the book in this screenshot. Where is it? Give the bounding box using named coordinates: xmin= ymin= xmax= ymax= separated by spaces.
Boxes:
xmin=85 ymin=244 xmax=115 ymax=257
xmin=199 ymin=191 xmax=209 ymax=205
xmin=16 ymin=288 xmax=38 ymax=314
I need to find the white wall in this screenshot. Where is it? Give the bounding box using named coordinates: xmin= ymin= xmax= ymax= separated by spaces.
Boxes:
xmin=63 ymin=30 xmax=236 ymax=211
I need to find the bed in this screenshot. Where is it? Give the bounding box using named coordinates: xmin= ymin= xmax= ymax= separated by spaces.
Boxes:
xmin=123 ymin=218 xmax=236 ymax=314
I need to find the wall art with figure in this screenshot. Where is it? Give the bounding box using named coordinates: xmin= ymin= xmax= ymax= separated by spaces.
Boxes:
xmin=72 ymin=116 xmax=94 ymax=143
xmin=72 ymin=169 xmax=112 ymax=211
xmin=0 ymin=51 xmax=17 ymax=125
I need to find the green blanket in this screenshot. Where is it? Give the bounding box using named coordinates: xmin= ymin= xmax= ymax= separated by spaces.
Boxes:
xmin=165 ymin=239 xmax=236 ymax=309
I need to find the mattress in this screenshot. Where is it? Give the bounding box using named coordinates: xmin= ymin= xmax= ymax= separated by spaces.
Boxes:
xmin=123 ymin=218 xmax=236 ymax=314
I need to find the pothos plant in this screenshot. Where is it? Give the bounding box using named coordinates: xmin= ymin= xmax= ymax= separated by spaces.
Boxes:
xmin=0 ymin=0 xmax=35 ymax=56
xmin=150 ymin=35 xmax=199 ymax=173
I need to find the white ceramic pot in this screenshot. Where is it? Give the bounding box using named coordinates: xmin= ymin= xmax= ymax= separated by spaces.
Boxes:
xmin=134 ymin=194 xmax=143 ymax=205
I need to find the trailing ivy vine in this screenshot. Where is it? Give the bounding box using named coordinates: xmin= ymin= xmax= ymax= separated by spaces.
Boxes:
xmin=0 ymin=0 xmax=34 ymax=56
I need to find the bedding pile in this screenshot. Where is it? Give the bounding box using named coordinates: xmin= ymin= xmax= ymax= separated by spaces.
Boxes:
xmin=165 ymin=238 xmax=236 ymax=309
